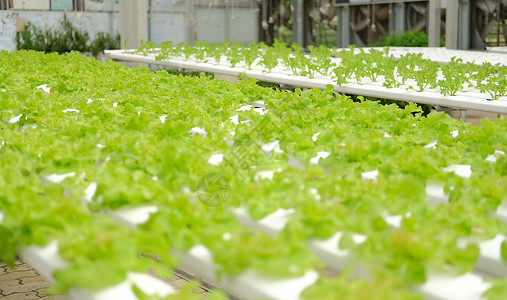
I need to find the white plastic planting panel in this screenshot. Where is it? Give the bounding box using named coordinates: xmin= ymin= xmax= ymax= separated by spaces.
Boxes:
xmin=0 ymin=210 xmax=177 ymax=300
xmin=105 ymin=205 xmax=319 ymax=300
xmin=486 ymin=47 xmax=507 ymax=55
xmin=105 ymin=155 xmax=507 ymax=300
xmin=3 ymin=148 xmax=507 ymax=300
xmin=366 ymin=47 xmax=507 ymax=66
xmin=104 ymin=49 xmax=507 ymax=114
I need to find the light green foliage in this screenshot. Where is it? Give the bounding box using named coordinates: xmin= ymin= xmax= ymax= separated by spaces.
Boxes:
xmin=1 ymin=50 xmax=507 ymax=299
xmin=439 ymin=57 xmax=466 ymax=96
xmin=16 ymin=20 xmax=120 ymax=56
xmin=149 ymin=40 xmax=507 ymax=99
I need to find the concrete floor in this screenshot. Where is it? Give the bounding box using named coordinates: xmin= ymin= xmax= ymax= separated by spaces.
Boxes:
xmin=0 ymin=260 xmax=211 ymax=300
xmin=465 ymin=109 xmax=504 ymax=126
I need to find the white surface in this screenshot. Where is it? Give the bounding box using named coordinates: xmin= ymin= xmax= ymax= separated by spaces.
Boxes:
xmin=176 ymin=245 xmax=216 ymax=281
xmin=82 ymin=182 xmax=97 ymax=203
xmin=223 ymin=269 xmax=318 ymax=300
xmin=494 ymin=204 xmax=507 ymax=225
xmin=310 ymin=232 xmax=370 ymax=278
xmin=424 ymin=140 xmax=438 ymax=149
xmin=36 ymin=84 xmax=51 ymax=93
xmin=176 ymin=244 xmax=317 ymax=300
xmin=361 ymin=169 xmax=379 ymax=182
xmin=105 ymin=205 xmax=158 ymax=226
xmin=233 ymin=207 xmax=295 ymax=236
xmin=21 ymin=241 xmax=175 ymax=300
xmin=475 ymin=234 xmax=507 ymax=277
xmin=261 ymin=140 xmax=284 ymax=155
xmin=62 ymin=109 xmax=79 ymax=113
xmin=230 ymin=115 xmax=239 ymax=125
xmin=208 ymin=154 xmax=224 ymax=166
xmin=20 ymin=241 xmax=70 ymax=282
xmin=236 ymin=105 xmax=252 ymax=111
xmin=45 ymin=172 xmax=76 ymax=184
xmin=9 ymin=114 xmax=23 ymax=124
xmin=425 ymin=182 xmax=449 ymax=205
xmin=443 ymin=164 xmax=472 ymax=178
xmin=309 ymin=188 xmax=321 ymax=201
xmin=188 ymin=127 xmax=207 ymax=138
xmin=69 ymin=272 xmax=175 ymax=300
xmin=485 ymin=150 xmax=505 ymax=163
xmin=382 ymin=212 xmax=411 ymax=229
xmin=309 ymin=151 xmax=330 ymax=165
xmin=378 ymin=47 xmax=507 ymax=66
xmin=254 ymin=169 xmax=281 ymax=181
xmin=419 ymin=272 xmax=491 ymax=300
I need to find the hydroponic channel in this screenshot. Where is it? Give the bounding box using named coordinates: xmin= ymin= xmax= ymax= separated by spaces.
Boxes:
xmin=104 ymin=46 xmax=507 ymax=115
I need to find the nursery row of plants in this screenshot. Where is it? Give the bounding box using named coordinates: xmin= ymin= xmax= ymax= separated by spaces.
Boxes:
xmin=135 ymin=40 xmax=507 ymax=100
xmin=2 ymin=50 xmax=507 ymax=299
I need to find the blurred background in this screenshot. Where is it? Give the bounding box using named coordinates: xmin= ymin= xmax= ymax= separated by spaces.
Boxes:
xmin=0 ymin=0 xmax=506 ymax=53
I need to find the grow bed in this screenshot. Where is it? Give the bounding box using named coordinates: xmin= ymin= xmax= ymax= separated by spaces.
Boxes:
xmin=2 ymin=50 xmax=507 ymax=300
xmin=104 ymin=43 xmax=507 ymax=115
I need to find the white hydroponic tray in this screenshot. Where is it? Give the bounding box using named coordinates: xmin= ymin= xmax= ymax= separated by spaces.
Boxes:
xmin=486 ymin=47 xmax=507 ymax=55
xmin=104 ymin=49 xmax=507 ymax=115
xmin=365 ymin=47 xmax=507 ymax=66
xmin=107 ymin=186 xmax=504 ymax=300
xmin=0 ymin=211 xmax=176 ymax=300
xmin=232 ymin=205 xmax=494 ymax=300
xmin=78 ymin=145 xmax=505 ymax=299
xmin=102 ymin=204 xmax=318 ymax=300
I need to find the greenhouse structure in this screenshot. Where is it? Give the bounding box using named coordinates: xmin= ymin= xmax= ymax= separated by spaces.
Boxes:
xmin=2 ymin=1 xmax=507 ymax=300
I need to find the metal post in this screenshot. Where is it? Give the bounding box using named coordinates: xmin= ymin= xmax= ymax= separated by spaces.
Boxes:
xmin=458 ymin=0 xmax=470 ymax=49
xmin=337 ymin=6 xmax=350 ymax=48
xmin=446 ymin=0 xmax=470 ymax=49
xmin=119 ymin=0 xmax=148 ymax=49
xmin=445 ymin=0 xmax=459 ymax=49
xmin=460 ymin=109 xmax=467 ymax=121
xmin=293 ymin=0 xmax=304 ymax=45
xmin=389 ymin=2 xmax=405 ymax=34
xmin=428 ymin=0 xmax=441 ymax=47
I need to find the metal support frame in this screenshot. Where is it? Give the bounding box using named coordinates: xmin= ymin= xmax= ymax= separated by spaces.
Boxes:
xmin=389 ymin=2 xmax=406 ymax=33
xmin=459 ymin=0 xmax=471 ymax=49
xmin=336 ymin=6 xmax=350 ymax=48
xmin=446 ymin=0 xmax=470 ymax=49
xmin=293 ymin=0 xmax=304 ymax=45
xmin=460 ymin=109 xmax=467 ymax=121
xmin=427 ymin=0 xmax=441 ymax=46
